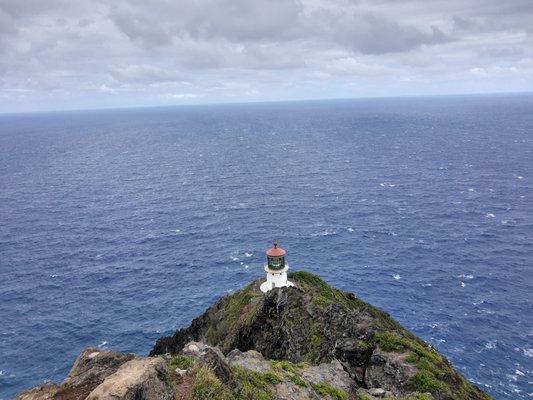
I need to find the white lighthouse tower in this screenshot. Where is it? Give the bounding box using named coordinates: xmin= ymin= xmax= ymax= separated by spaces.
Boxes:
xmin=260 ymin=241 xmax=294 ymax=293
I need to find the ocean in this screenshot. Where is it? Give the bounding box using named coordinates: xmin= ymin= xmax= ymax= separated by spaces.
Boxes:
xmin=0 ymin=94 xmax=531 ymax=399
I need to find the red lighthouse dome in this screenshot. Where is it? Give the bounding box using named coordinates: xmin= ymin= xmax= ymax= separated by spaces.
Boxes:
xmin=266 ymin=242 xmax=286 ymax=257
xmin=266 ymin=242 xmax=286 ymax=270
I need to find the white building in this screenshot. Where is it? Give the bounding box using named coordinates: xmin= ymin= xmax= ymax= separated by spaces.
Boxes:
xmin=260 ymin=242 xmax=294 ymax=293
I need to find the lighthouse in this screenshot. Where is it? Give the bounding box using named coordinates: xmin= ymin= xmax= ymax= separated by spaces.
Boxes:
xmin=260 ymin=241 xmax=295 ymax=293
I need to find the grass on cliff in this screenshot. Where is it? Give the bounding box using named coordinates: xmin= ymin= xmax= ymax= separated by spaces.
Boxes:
xmin=231 ymin=366 xmax=277 ymax=400
xmin=204 ymin=283 xmax=262 ymax=352
xmin=269 ymin=359 xmax=308 ymax=387
xmin=191 ymin=366 xmax=236 ymax=400
xmin=312 ymin=381 xmax=349 ymax=400
xmin=187 ymin=363 xmax=283 ymax=400
xmin=373 ymin=331 xmax=490 ymax=399
xmin=289 ymin=271 xmax=401 ymax=329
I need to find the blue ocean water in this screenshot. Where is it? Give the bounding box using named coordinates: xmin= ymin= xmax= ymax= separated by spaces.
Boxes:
xmin=0 ymin=95 xmax=532 ymax=399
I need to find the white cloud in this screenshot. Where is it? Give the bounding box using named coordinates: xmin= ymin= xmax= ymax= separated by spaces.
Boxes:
xmin=0 ymin=0 xmax=532 ymax=112
xmin=99 ymin=84 xmax=117 ymax=95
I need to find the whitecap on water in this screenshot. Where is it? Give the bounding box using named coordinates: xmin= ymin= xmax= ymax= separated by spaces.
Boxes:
xmin=461 ymin=282 xmax=466 ymax=288
xmin=468 ymin=188 xmax=475 ymax=192
xmin=484 ymin=340 xmax=497 ymax=350
xmin=393 ymin=274 xmax=401 ymax=280
xmin=486 ymin=213 xmax=495 ymax=218
xmin=244 ymin=252 xmax=253 ymax=257
xmin=517 ymin=175 xmax=524 ymax=179
xmin=98 ymin=341 xmax=108 ymax=348
xmin=311 ymin=229 xmax=337 ymax=237
xmin=347 ymin=227 xmax=354 ymax=232
xmin=230 ymin=255 xmax=239 ymax=261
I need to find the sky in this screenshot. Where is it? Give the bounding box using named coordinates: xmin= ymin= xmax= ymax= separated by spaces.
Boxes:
xmin=1 ymin=0 xmax=532 ymax=113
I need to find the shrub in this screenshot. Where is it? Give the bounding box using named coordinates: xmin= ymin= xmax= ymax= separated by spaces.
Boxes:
xmin=411 ymin=371 xmax=445 ymax=393
xmin=169 ymin=355 xmax=194 ymax=370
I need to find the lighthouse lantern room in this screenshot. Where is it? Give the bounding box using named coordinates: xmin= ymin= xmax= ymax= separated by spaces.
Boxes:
xmin=260 ymin=241 xmax=294 ymax=293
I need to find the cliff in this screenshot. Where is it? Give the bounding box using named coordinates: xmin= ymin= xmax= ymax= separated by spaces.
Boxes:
xmin=17 ymin=272 xmax=491 ymax=400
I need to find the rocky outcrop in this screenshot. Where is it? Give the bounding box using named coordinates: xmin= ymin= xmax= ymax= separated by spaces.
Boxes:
xmin=17 ymin=272 xmax=491 ymax=400
xmin=16 ymin=350 xmax=173 ymax=400
xmin=86 ymin=357 xmax=173 ymax=400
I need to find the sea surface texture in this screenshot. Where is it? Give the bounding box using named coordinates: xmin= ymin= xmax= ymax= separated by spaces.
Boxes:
xmin=0 ymin=95 xmax=532 ymax=399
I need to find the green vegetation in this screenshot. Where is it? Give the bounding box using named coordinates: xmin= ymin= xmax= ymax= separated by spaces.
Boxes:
xmin=169 ymin=355 xmax=194 ymax=370
xmin=191 ymin=366 xmax=236 ymax=400
xmin=269 ymin=359 xmax=308 ymax=387
xmin=204 ymin=283 xmax=261 ymax=351
xmin=412 ymin=394 xmax=432 ymax=400
xmin=411 ymin=371 xmax=446 ymax=393
xmin=373 ymin=331 xmax=484 ymax=397
xmin=357 ymin=395 xmax=372 ymax=400
xmin=312 ymin=382 xmax=349 ymax=400
xmin=287 ymin=373 xmax=308 ymax=387
xmin=231 ymin=366 xmax=276 ymax=400
xmin=269 ymin=360 xmax=299 ymax=374
xmin=309 ymin=327 xmax=324 ymax=363
xmin=288 ymin=271 xmax=400 ymax=330
xmin=262 ymin=371 xmax=283 ymax=384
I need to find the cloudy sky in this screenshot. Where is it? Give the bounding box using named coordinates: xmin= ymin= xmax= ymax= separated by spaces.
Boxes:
xmin=1 ymin=0 xmax=532 ymax=113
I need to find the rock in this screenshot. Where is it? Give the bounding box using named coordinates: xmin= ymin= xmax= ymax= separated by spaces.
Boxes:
xmin=64 ymin=348 xmax=135 ymax=388
xmin=183 ymin=341 xmax=238 ymax=389
xmin=365 ymin=349 xmax=417 ymax=394
xmin=273 ymin=381 xmax=315 ymax=400
xmin=300 ymin=359 xmax=356 ymax=394
xmin=334 ymin=337 xmax=374 ymax=383
xmin=15 ymin=348 xmax=135 ymax=400
xmin=227 ymin=349 xmax=270 ymax=373
xmin=175 ymin=368 xmax=187 ymax=376
xmin=16 ymin=382 xmax=61 ymax=400
xmin=86 ymin=357 xmax=174 ymax=400
xmin=369 ymin=387 xmax=386 ymax=397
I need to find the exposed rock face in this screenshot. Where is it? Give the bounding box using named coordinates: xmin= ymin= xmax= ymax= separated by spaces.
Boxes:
xmin=16 ymin=350 xmax=173 ymax=400
xmin=86 ymin=357 xmax=174 ymax=400
xmin=364 ymin=349 xmax=417 ymax=394
xmin=64 ymin=348 xmax=135 ymax=389
xmin=16 ymin=348 xmax=135 ymax=400
xmin=17 ymin=272 xmax=491 ymax=400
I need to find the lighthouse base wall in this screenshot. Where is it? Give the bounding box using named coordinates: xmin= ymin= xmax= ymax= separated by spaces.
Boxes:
xmin=260 ymin=266 xmax=294 ymax=293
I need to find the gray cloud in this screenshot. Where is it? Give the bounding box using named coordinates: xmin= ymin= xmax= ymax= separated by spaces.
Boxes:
xmin=0 ymin=0 xmax=532 ymax=112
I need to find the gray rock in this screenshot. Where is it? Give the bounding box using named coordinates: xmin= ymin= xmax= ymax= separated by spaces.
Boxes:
xmin=15 ymin=382 xmax=61 ymax=400
xmin=365 ymin=349 xmax=417 ymax=394
xmin=227 ymin=348 xmax=271 ymax=373
xmin=64 ymin=348 xmax=135 ymax=387
xmin=15 ymin=348 xmax=134 ymax=400
xmin=334 ymin=337 xmax=374 ymax=383
xmin=183 ymin=341 xmax=238 ymax=388
xmin=368 ymin=387 xmax=386 ymax=397
xmin=300 ymin=359 xmax=356 ymax=394
xmin=86 ymin=357 xmax=174 ymax=400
